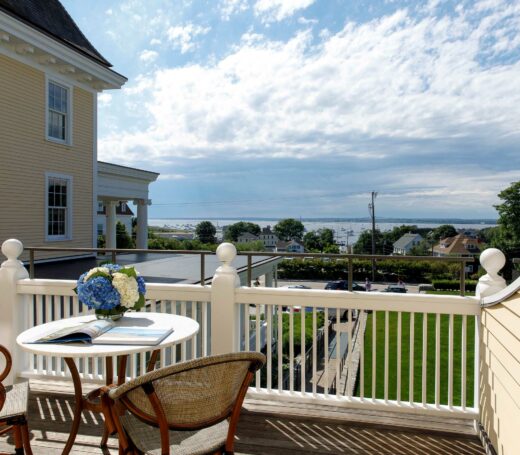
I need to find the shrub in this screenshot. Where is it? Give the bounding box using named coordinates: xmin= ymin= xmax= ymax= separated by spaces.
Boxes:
xmin=431 ymin=279 xmax=477 ymax=292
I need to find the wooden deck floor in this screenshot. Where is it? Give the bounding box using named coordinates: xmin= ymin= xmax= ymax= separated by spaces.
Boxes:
xmin=0 ymin=382 xmax=486 ymax=455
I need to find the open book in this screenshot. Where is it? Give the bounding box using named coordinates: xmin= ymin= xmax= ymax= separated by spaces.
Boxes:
xmin=29 ymin=319 xmax=173 ymax=346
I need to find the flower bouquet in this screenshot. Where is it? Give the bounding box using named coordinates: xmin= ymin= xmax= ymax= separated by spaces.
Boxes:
xmin=75 ymin=264 xmax=146 ymax=320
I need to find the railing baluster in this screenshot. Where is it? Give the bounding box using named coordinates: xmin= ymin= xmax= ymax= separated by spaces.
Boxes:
xmin=324 ymin=307 xmax=329 ymax=397
xmin=180 ymin=301 xmax=187 ymax=362
xmin=372 ymin=310 xmax=376 ymax=400
xmin=312 ymin=307 xmax=317 ymax=397
xmin=360 ymin=308 xmax=365 ymax=399
xmin=245 ymin=303 xmax=251 ymax=352
xmin=202 ymin=301 xmax=209 ymax=358
xmin=435 ymin=313 xmax=440 ymax=407
xmin=36 ymin=295 xmax=43 ymax=374
xmin=422 ymin=313 xmax=428 ymax=406
xmin=461 ymin=314 xmax=467 ymax=410
xmin=289 ymin=306 xmax=294 ymax=393
xmin=448 ymin=313 xmax=454 ymax=408
xmin=255 ymin=304 xmax=261 ymax=389
xmin=45 ymin=296 xmax=53 ymax=376
xmin=301 ymin=309 xmax=306 ymax=394
xmin=409 ymin=312 xmax=414 ymax=404
xmin=347 ymin=308 xmax=353 ymax=399
xmin=397 ymin=311 xmax=402 ymax=402
xmin=278 ymin=305 xmax=283 ymax=392
xmin=336 ymin=308 xmax=341 ymax=398
xmin=267 ymin=305 xmax=272 ymax=391
xmin=384 ymin=310 xmax=389 ymax=402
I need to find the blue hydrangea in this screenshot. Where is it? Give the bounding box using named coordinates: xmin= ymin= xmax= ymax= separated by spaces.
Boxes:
xmin=137 ymin=276 xmax=146 ymax=295
xmin=77 ymin=276 xmax=120 ymax=310
xmin=103 ymin=264 xmax=122 ymax=272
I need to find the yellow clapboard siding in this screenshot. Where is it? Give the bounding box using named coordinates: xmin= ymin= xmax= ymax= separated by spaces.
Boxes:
xmin=0 ymin=53 xmax=95 ymax=258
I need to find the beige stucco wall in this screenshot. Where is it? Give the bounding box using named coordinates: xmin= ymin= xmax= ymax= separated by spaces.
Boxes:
xmin=0 ymin=53 xmax=95 ymax=261
xmin=480 ymin=292 xmax=520 ymax=454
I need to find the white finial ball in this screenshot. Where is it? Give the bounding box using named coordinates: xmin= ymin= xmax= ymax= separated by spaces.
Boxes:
xmin=216 ymin=242 xmax=237 ymax=264
xmin=1 ymin=239 xmax=24 ymax=260
xmin=480 ymin=248 xmax=506 ymax=274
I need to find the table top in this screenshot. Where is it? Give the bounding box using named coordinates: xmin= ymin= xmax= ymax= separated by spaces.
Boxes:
xmin=16 ymin=312 xmax=200 ymax=358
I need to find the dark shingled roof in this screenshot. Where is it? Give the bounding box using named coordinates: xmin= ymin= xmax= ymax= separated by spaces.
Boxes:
xmin=0 ymin=0 xmax=111 ymax=67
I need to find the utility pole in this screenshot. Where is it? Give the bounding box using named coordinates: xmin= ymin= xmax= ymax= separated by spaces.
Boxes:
xmin=368 ymin=191 xmax=377 ymax=281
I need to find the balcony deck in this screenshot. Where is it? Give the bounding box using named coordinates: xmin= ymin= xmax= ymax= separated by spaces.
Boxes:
xmin=0 ymin=381 xmax=485 ymax=455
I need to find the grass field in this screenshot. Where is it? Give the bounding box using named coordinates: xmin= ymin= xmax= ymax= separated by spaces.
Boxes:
xmin=358 ymin=311 xmax=475 ymax=407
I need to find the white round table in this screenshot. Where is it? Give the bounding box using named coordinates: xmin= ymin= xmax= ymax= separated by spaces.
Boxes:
xmin=17 ymin=312 xmax=199 ymax=454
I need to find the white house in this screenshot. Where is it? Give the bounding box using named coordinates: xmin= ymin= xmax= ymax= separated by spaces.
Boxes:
xmin=393 ymin=233 xmax=423 ymax=255
xmin=276 ymin=239 xmax=304 ymax=253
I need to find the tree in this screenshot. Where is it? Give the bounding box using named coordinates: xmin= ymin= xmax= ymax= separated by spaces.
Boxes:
xmin=116 ymin=221 xmax=134 ymax=248
xmin=319 ymin=228 xmax=335 ymax=248
xmin=273 ymin=218 xmax=305 ymax=241
xmin=303 ymin=231 xmax=322 ymax=252
xmin=195 ymin=221 xmax=217 ymax=244
xmin=353 ymin=229 xmax=384 ymax=254
xmin=431 ymin=224 xmax=457 ymax=241
xmin=224 ymin=221 xmax=261 ymax=241
xmin=495 ymin=181 xmax=520 ymax=246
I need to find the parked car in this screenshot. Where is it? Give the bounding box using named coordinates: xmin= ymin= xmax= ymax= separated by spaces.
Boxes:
xmin=382 ymin=285 xmax=407 ymax=293
xmin=325 ymin=280 xmax=365 ymax=291
xmin=284 ymin=285 xmax=312 ymax=289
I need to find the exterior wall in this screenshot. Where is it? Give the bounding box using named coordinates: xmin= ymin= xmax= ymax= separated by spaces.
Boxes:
xmin=480 ymin=293 xmax=520 ymax=454
xmin=0 ymin=54 xmax=94 ymax=260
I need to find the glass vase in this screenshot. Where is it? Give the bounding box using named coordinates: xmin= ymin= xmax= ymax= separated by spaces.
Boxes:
xmin=95 ymin=308 xmax=125 ymax=321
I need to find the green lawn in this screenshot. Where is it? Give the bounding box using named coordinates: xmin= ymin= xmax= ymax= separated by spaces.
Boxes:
xmin=359 ymin=311 xmax=475 ymax=407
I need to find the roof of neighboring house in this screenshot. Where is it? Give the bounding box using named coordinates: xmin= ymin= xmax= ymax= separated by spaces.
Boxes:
xmin=97 ymin=202 xmax=134 ymax=216
xmin=237 ymin=232 xmax=259 ymax=241
xmin=433 ymin=234 xmax=482 ymax=256
xmin=0 ymin=0 xmax=111 ymax=67
xmin=393 ymin=233 xmax=423 ymax=249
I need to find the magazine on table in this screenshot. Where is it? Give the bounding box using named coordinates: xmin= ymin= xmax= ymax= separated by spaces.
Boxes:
xmin=27 ymin=319 xmax=174 ymax=346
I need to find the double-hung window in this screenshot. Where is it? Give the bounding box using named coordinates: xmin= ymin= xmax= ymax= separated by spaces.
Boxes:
xmin=47 ymin=80 xmax=70 ymax=143
xmin=46 ymin=174 xmax=72 ymax=240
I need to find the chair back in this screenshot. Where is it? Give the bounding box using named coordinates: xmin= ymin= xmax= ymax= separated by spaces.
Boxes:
xmin=0 ymin=345 xmax=12 ymax=414
xmin=110 ymin=352 xmax=265 ymax=428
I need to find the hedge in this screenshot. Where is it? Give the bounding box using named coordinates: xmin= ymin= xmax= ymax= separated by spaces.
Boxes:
xmin=431 ymin=279 xmax=477 ymax=292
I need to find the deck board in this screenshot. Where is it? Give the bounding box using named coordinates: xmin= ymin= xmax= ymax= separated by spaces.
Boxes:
xmin=0 ymin=382 xmax=485 ymax=455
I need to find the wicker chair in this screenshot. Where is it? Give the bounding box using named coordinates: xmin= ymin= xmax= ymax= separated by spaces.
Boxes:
xmin=101 ymin=352 xmax=266 ymax=455
xmin=0 ymin=345 xmax=32 ymax=455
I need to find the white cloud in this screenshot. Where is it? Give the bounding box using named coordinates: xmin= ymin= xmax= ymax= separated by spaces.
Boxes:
xmin=99 ymin=4 xmax=520 ymax=210
xmin=167 ymin=23 xmax=211 ymax=53
xmin=220 ymin=0 xmax=249 ymax=21
xmin=150 ymin=38 xmax=162 ymax=46
xmin=254 ymin=0 xmax=315 ymax=23
xmin=98 ymin=93 xmax=112 ymax=107
xmin=159 ymin=173 xmax=187 ymax=180
xmin=139 ymin=49 xmax=159 ymax=63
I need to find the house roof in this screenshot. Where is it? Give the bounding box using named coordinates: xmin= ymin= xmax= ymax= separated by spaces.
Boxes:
xmin=433 ymin=234 xmax=482 ymax=256
xmin=393 ymin=233 xmax=423 ymax=249
xmin=237 ymin=232 xmax=259 ymax=241
xmin=0 ymin=0 xmax=111 ymax=67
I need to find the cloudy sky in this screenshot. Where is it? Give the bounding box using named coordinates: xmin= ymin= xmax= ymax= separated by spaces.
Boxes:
xmin=62 ymin=0 xmax=520 ymax=220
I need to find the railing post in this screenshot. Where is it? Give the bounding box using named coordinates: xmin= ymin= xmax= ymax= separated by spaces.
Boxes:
xmin=211 ymin=243 xmax=240 ymax=355
xmin=0 ymin=239 xmax=30 ymax=385
xmin=476 ymin=248 xmax=507 ymax=299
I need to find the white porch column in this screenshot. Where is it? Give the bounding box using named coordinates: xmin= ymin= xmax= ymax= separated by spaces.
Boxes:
xmin=106 ymin=200 xmax=117 ymax=249
xmin=135 ymin=199 xmax=150 ymax=250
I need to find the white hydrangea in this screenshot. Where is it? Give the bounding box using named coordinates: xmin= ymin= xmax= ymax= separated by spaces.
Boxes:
xmin=112 ymin=273 xmax=139 ymax=308
xmin=84 ymin=267 xmax=110 ymax=282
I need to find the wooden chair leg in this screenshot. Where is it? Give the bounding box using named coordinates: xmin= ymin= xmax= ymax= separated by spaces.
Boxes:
xmin=20 ymin=422 xmax=33 ymax=455
xmin=13 ymin=425 xmax=23 ymax=455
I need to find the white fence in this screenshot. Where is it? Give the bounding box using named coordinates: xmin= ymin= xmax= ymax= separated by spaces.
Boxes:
xmin=0 ymin=239 xmax=509 ymax=420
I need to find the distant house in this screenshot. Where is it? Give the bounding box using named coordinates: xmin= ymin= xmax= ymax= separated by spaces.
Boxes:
xmin=433 ymin=234 xmax=482 ymax=258
xmin=237 ymin=232 xmax=259 ymax=243
xmin=276 ymin=239 xmax=304 ymax=253
xmin=96 ymin=201 xmax=133 ymax=237
xmin=259 ymin=226 xmax=278 ymax=251
xmin=393 ymin=233 xmax=423 ymax=255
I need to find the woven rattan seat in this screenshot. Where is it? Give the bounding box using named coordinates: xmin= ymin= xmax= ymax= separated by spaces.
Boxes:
xmin=0 ymin=382 xmax=29 ymax=420
xmin=102 ymin=352 xmax=266 ymax=455
xmin=121 ymin=413 xmax=229 ymax=455
xmin=0 ymin=345 xmax=33 ymax=455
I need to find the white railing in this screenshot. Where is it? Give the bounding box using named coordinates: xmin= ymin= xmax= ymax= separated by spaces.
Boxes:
xmin=0 ymin=239 xmax=511 ymax=421
xmin=13 ymin=279 xmax=211 ymax=383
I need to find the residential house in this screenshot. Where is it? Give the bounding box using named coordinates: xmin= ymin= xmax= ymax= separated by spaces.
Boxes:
xmin=393 ymin=233 xmax=423 ymax=255
xmin=275 ymin=239 xmax=304 ymax=253
xmin=96 ymin=201 xmax=133 ymax=238
xmin=259 ymin=226 xmax=278 ymax=251
xmin=237 ymin=232 xmax=260 ymax=244
xmin=0 ymin=0 xmax=126 ymax=261
xmin=433 ymin=234 xmax=482 ymax=273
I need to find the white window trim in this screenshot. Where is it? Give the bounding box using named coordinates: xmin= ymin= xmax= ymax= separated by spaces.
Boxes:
xmin=45 ymin=74 xmax=73 ymax=145
xmin=45 ymin=172 xmax=73 ymax=242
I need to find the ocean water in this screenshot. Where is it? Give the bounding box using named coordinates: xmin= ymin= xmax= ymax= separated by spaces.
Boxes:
xmin=149 ymin=218 xmax=496 ymax=246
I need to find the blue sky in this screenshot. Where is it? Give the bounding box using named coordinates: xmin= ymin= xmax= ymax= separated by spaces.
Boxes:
xmin=62 ymin=0 xmax=520 ymax=219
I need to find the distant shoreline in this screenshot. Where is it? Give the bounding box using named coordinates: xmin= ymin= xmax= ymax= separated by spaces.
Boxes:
xmin=150 ymin=216 xmax=497 ymax=225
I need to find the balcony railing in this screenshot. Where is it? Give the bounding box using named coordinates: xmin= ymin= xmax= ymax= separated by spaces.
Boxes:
xmin=1 ymin=239 xmax=518 ymax=454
